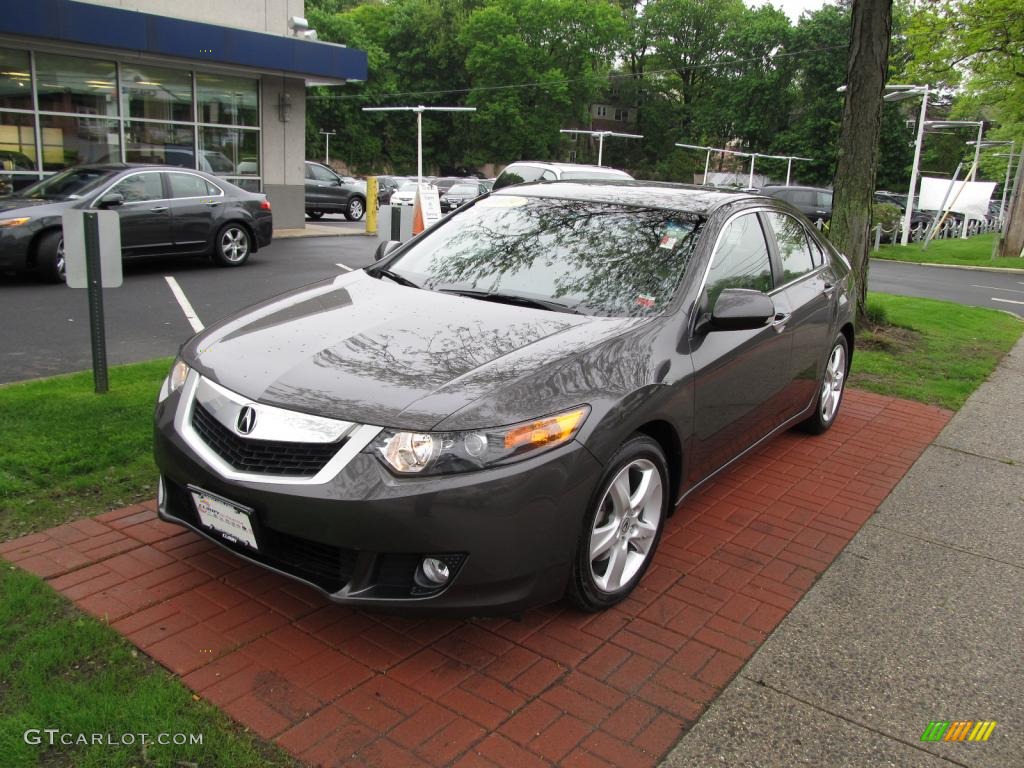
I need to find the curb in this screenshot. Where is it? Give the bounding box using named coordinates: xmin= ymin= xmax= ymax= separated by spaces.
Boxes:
xmin=272 ymin=228 xmax=370 ymax=239
xmin=870 ymin=258 xmax=1024 ymax=274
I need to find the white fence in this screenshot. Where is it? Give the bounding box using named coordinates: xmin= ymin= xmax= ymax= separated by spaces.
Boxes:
xmin=805 ymin=216 xmax=1003 ymax=250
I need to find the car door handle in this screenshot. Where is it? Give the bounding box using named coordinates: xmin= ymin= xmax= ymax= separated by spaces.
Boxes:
xmin=823 ymin=282 xmax=835 ymax=297
xmin=149 ymin=206 xmax=168 ymax=212
xmin=772 ymin=311 xmax=791 ymax=330
xmin=205 ymin=201 xmax=223 ymax=207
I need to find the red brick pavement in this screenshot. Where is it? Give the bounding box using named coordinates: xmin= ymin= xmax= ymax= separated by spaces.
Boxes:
xmin=1 ymin=390 xmax=950 ymax=767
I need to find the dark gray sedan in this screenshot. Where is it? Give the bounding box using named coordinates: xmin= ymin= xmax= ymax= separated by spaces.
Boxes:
xmin=0 ymin=164 xmax=273 ymax=282
xmin=153 ymin=181 xmax=854 ymax=614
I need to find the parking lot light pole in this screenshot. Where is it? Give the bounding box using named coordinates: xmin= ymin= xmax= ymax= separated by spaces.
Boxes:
xmin=362 ymin=106 xmax=477 ymax=185
xmin=559 ymin=130 xmax=643 ymax=166
xmin=319 ymin=130 xmax=336 ymax=165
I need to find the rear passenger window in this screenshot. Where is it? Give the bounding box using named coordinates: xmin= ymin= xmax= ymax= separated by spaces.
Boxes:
xmin=766 ymin=212 xmax=817 ymax=283
xmin=168 ymin=172 xmax=216 ymax=198
xmin=706 ymin=213 xmax=773 ymax=305
xmin=494 ymin=164 xmax=543 ymax=189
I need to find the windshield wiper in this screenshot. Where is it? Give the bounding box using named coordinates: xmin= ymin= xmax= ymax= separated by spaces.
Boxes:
xmin=370 ymin=267 xmax=420 ymax=289
xmin=436 ymin=288 xmax=581 ymax=315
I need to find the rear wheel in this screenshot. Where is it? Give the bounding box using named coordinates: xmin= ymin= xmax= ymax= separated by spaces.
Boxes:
xmin=37 ymin=229 xmax=65 ymax=283
xmin=800 ymin=335 xmax=848 ymax=434
xmin=345 ymin=196 xmax=365 ymax=221
xmin=567 ymin=435 xmax=668 ymax=611
xmin=212 ymin=223 xmax=250 ymax=267
xmin=307 ymin=210 xmax=323 ymax=220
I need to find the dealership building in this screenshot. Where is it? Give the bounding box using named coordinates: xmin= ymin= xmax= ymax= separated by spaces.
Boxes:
xmin=0 ymin=0 xmax=366 ymax=227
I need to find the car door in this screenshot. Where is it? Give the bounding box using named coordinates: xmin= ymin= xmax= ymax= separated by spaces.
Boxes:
xmin=105 ymin=171 xmax=173 ymax=256
xmin=167 ymin=171 xmax=223 ymax=253
xmin=763 ymin=211 xmax=835 ymax=416
xmin=687 ymin=211 xmax=792 ymax=484
xmin=306 ymin=162 xmax=344 ymax=211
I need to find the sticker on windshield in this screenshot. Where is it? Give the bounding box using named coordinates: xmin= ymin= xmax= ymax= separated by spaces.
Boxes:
xmin=477 ymin=195 xmax=529 ymax=208
xmin=659 ymin=222 xmax=692 ymax=249
xmin=636 ymin=294 xmax=656 ymax=309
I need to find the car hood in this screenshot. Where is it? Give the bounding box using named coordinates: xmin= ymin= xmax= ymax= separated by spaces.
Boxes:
xmin=183 ymin=270 xmax=643 ymax=430
xmin=0 ymin=197 xmax=75 ymax=217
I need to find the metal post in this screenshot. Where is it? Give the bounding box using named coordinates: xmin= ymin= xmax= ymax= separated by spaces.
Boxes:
xmin=901 ymin=86 xmax=929 ymax=245
xmin=416 ymin=108 xmax=423 ymax=185
xmin=597 ymin=133 xmax=605 ymax=166
xmin=962 ymin=122 xmax=984 ymax=238
xmin=748 ymin=155 xmax=756 ymax=189
xmin=786 ymin=157 xmax=793 ymax=186
xmin=874 ymin=224 xmax=882 ymax=252
xmin=319 ymin=129 xmax=336 ymax=165
xmin=923 ymin=162 xmax=963 ymax=250
xmin=999 ymin=143 xmax=1015 ymax=226
xmin=84 ymin=212 xmax=108 ymax=394
xmin=703 ymin=150 xmax=711 ymax=185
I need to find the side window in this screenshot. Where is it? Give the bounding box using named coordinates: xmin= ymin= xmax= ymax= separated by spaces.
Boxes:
xmin=110 ymin=172 xmax=164 ymax=203
xmin=817 ymin=190 xmax=833 ymax=208
xmin=706 ymin=213 xmax=773 ymax=305
xmin=494 ymin=164 xmax=542 ymax=189
xmin=168 ymin=172 xmax=215 ymax=198
xmin=540 ymin=170 xmax=557 ymax=180
xmin=310 ymin=164 xmax=337 ymax=182
xmin=766 ymin=212 xmax=817 ymax=283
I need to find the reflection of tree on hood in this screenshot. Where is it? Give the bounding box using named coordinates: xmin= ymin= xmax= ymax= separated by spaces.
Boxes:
xmin=407 ymin=199 xmax=704 ymax=317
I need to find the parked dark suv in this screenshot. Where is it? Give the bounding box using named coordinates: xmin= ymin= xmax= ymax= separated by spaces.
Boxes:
xmin=759 ymin=185 xmax=832 ymax=223
xmin=304 ymin=161 xmax=367 ymax=221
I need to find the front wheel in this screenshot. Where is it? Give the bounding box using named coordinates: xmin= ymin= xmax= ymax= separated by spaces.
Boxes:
xmin=567 ymin=435 xmax=668 ymax=611
xmin=800 ymin=335 xmax=849 ymax=435
xmin=212 ymin=223 xmax=251 ymax=267
xmin=37 ymin=229 xmax=66 ymax=283
xmin=344 ymin=196 xmax=365 ymax=221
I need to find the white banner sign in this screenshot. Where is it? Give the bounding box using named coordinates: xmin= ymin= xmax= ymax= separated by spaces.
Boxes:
xmin=412 ymin=183 xmax=442 ymax=234
xmin=919 ymin=177 xmax=996 ymax=219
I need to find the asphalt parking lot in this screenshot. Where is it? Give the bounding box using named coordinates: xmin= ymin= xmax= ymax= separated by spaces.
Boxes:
xmin=0 ymin=231 xmax=377 ymax=384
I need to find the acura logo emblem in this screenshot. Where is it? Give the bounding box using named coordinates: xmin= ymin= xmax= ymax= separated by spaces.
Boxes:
xmin=236 ymin=406 xmax=257 ymax=435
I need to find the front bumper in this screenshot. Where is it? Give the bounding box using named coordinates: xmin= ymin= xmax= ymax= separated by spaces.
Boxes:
xmin=153 ymin=376 xmax=602 ymax=614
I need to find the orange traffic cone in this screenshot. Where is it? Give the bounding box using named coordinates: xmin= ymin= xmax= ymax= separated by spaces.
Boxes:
xmin=412 ymin=187 xmax=425 ymax=235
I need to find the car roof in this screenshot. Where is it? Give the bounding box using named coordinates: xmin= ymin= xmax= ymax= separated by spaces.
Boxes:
xmin=494 ymin=179 xmax=753 ymax=216
xmin=502 ymin=161 xmax=631 ymax=176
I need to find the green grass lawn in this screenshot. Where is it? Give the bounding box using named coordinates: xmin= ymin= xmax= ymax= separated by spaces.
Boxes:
xmin=850 ymin=293 xmax=1023 ymax=410
xmin=873 ymin=232 xmax=1024 ymax=269
xmin=0 ymin=566 xmax=298 ymax=768
xmin=0 ymin=360 xmax=171 ymax=541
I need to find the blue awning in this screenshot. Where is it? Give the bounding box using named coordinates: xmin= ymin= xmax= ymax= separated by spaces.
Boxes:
xmin=1 ymin=0 xmax=367 ymax=83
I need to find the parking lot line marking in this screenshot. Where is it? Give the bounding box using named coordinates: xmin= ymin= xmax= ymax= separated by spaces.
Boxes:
xmin=970 ymin=284 xmax=1024 ymax=294
xmin=335 ymin=263 xmax=353 ymax=272
xmin=164 ymin=276 xmax=204 ymax=332
xmin=991 ymin=297 xmax=1024 ymax=306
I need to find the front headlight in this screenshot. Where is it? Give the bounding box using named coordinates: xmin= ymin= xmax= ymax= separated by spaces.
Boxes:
xmin=369 ymin=406 xmax=590 ymax=475
xmin=0 ymin=217 xmax=31 ymax=228
xmin=157 ymin=359 xmax=191 ymax=403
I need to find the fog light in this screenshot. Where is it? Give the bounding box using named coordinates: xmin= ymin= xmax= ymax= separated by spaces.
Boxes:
xmin=420 ymin=557 xmax=451 ymax=586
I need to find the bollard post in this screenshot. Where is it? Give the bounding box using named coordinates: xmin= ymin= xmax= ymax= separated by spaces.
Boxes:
xmin=83 ymin=211 xmax=108 ymax=394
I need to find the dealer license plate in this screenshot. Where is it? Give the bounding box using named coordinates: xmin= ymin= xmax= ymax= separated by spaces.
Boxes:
xmin=189 ymin=488 xmax=258 ymax=550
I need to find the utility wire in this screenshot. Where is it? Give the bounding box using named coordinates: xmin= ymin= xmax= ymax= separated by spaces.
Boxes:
xmin=307 ymin=43 xmax=848 ymax=104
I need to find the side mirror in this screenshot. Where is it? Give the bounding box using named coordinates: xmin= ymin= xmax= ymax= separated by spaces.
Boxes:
xmin=374 ymin=240 xmax=401 ymax=262
xmin=96 ymin=192 xmax=124 ymax=209
xmin=708 ymin=288 xmax=775 ymax=332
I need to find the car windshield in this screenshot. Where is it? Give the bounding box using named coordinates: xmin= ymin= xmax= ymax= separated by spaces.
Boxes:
xmin=397 ymin=181 xmax=419 ymax=192
xmin=447 ymin=184 xmax=479 ymax=196
xmin=18 ymin=168 xmax=114 ymax=200
xmin=386 ymin=195 xmax=704 ymax=317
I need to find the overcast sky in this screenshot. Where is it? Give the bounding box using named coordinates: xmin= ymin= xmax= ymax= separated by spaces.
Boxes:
xmin=747 ymin=0 xmax=830 ymax=22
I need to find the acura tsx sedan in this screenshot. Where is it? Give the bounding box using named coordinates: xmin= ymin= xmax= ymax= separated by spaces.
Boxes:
xmin=153 ymin=181 xmax=854 ymax=613
xmin=0 ymin=164 xmax=272 ymax=282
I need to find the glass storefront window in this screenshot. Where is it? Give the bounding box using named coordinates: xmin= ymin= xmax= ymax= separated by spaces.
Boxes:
xmin=0 ymin=48 xmax=33 ymax=110
xmin=122 ymin=65 xmax=193 ymax=123
xmin=0 ymin=111 xmax=37 ymax=167
xmin=125 ymin=121 xmax=196 ymax=168
xmin=36 ymin=53 xmax=118 ymax=116
xmin=229 ymin=178 xmax=261 ymax=192
xmin=199 ymin=126 xmax=258 ymax=177
xmin=39 ymin=115 xmax=119 ymax=171
xmin=197 ymin=74 xmax=258 ymax=127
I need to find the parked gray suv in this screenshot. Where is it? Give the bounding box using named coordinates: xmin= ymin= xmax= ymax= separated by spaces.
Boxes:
xmin=304 ymin=161 xmax=366 ymax=221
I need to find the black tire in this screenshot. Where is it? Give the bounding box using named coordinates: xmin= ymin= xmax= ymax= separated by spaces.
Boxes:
xmin=567 ymin=434 xmax=669 ymax=612
xmin=307 ymin=210 xmax=323 ymax=220
xmin=344 ymin=196 xmax=365 ymax=221
xmin=212 ymin=223 xmax=251 ymax=267
xmin=36 ymin=229 xmax=66 ymax=283
xmin=799 ymin=334 xmax=849 ymax=435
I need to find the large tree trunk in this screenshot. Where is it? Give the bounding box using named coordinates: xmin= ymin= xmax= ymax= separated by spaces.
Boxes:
xmin=999 ymin=155 xmax=1024 ymax=258
xmin=830 ymin=0 xmax=892 ymax=326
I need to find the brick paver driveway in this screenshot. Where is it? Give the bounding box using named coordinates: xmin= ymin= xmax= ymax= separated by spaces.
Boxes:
xmin=1 ymin=390 xmax=950 ymax=767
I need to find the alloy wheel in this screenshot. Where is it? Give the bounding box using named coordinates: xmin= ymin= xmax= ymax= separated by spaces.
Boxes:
xmin=588 ymin=458 xmax=664 ymax=593
xmin=820 ymin=343 xmax=846 ymax=423
xmin=56 ymin=238 xmax=66 ymax=282
xmin=220 ymin=227 xmax=249 ymax=263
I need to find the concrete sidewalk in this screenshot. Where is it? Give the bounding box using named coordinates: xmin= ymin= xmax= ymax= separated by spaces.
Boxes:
xmin=664 ymin=337 xmax=1024 ymax=767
